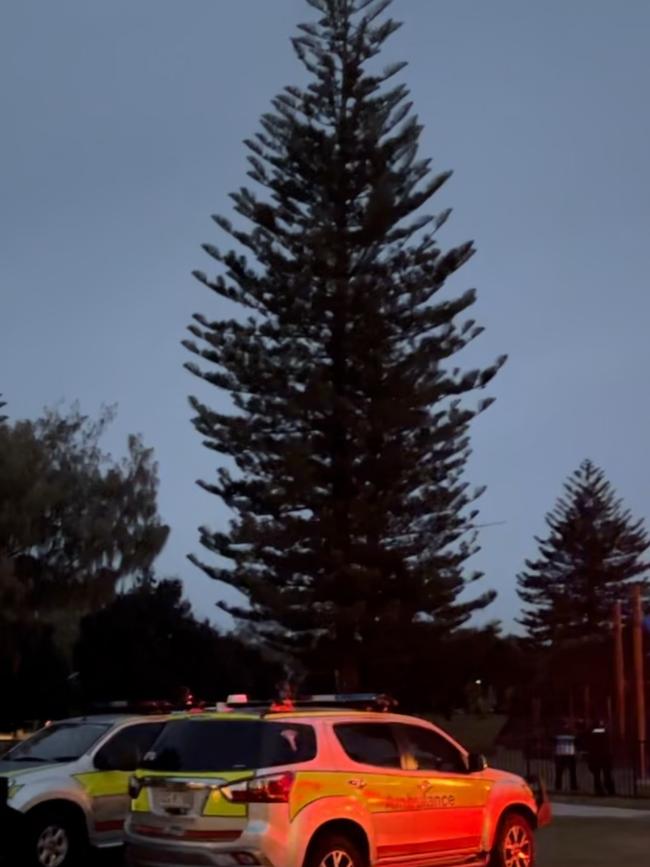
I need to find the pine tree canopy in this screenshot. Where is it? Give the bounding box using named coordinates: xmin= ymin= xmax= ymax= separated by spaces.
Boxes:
xmin=517 ymin=459 xmax=650 ymax=646
xmin=185 ymin=0 xmax=505 ymax=684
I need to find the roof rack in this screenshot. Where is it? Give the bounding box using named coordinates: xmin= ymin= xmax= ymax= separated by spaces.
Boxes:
xmin=225 ymin=693 xmax=397 ymax=714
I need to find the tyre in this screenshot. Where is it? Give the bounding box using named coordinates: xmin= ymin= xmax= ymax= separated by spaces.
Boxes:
xmin=305 ymin=833 xmax=367 ymax=867
xmin=25 ymin=806 xmax=87 ymax=867
xmin=489 ymin=812 xmax=536 ymax=867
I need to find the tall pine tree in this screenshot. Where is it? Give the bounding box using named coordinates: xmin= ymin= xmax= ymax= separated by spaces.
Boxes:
xmin=517 ymin=460 xmax=650 ymax=645
xmin=185 ymin=0 xmax=505 ymax=687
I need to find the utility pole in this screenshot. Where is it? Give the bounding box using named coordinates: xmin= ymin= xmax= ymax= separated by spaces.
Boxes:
xmin=613 ymin=600 xmax=626 ymax=741
xmin=631 ymin=584 xmax=647 ymax=780
xmin=606 ymin=694 xmax=613 ymax=731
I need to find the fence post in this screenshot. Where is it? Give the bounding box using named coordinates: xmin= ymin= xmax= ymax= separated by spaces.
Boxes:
xmin=613 ymin=600 xmax=626 ymax=741
xmin=632 ymin=584 xmax=647 ymax=783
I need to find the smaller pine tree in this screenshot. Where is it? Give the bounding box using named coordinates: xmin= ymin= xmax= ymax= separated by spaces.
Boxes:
xmin=0 ymin=395 xmax=6 ymax=424
xmin=517 ymin=459 xmax=650 ymax=644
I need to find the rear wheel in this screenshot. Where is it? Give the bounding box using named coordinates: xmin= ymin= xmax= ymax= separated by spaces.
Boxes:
xmin=26 ymin=806 xmax=87 ymax=867
xmin=490 ymin=812 xmax=535 ymax=867
xmin=305 ymin=834 xmax=367 ymax=867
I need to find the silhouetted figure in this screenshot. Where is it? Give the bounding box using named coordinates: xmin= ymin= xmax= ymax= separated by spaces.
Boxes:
xmin=553 ymin=720 xmax=578 ymax=792
xmin=587 ymin=721 xmax=615 ymax=796
xmin=270 ymin=676 xmax=297 ymax=712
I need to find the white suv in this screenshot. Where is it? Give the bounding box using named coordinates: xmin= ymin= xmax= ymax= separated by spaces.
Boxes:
xmin=126 ymin=701 xmax=550 ymax=867
xmin=1 ymin=712 xmax=167 ymax=867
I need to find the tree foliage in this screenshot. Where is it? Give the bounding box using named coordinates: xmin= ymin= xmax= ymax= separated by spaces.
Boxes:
xmin=0 ymin=405 xmax=169 ymax=624
xmin=517 ymin=459 xmax=650 ymax=645
xmin=186 ymin=0 xmax=503 ymax=684
xmin=0 ymin=619 xmax=69 ymax=729
xmin=75 ymin=576 xmax=282 ymax=704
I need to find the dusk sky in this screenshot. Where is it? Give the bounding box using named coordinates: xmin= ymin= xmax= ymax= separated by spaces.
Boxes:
xmin=3 ymin=0 xmax=649 ymax=633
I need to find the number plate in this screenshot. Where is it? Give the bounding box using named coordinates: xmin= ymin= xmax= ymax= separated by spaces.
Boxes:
xmin=158 ymin=790 xmax=194 ymax=811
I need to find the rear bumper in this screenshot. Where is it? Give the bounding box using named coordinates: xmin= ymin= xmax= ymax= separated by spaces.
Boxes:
xmin=125 ymin=802 xmax=296 ymax=867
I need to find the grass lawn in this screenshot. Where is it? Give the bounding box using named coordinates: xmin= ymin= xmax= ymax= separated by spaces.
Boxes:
xmin=422 ymin=713 xmax=508 ymax=753
xmin=538 ymin=816 xmax=650 ymax=866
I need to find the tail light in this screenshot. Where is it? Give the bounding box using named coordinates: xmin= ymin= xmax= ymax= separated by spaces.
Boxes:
xmin=221 ymin=772 xmax=294 ymax=803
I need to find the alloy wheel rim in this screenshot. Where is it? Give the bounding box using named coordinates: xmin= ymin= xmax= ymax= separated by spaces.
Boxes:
xmin=318 ymin=850 xmax=354 ymax=867
xmin=36 ymin=825 xmax=69 ymax=867
xmin=503 ymin=823 xmax=532 ymax=867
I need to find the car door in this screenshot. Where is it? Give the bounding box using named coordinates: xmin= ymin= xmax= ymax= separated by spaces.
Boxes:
xmin=332 ymin=721 xmax=426 ymax=861
xmin=393 ymin=723 xmax=492 ymax=859
xmin=76 ymin=721 xmax=164 ymax=843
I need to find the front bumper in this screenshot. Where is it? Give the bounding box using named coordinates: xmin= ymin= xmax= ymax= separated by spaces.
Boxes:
xmin=0 ymin=806 xmax=27 ymax=865
xmin=527 ymin=775 xmax=552 ymax=827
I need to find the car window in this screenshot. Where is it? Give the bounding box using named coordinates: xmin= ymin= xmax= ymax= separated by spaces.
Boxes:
xmin=142 ymin=720 xmax=317 ymax=772
xmin=95 ymin=722 xmax=165 ymax=770
xmin=334 ymin=723 xmax=401 ymax=768
xmin=396 ymin=724 xmax=467 ymax=774
xmin=7 ymin=723 xmax=110 ymax=763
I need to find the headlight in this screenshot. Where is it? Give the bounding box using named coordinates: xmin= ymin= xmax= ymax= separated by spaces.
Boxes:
xmin=8 ymin=782 xmax=23 ymax=801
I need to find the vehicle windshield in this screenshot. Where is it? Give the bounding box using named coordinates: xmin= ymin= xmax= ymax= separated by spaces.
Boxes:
xmin=7 ymin=722 xmax=110 ymax=763
xmin=142 ymin=719 xmax=316 ymax=772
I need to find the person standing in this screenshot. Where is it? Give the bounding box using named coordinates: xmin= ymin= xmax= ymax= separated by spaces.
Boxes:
xmin=554 ymin=720 xmax=578 ymax=792
xmin=587 ymin=721 xmax=616 ymax=796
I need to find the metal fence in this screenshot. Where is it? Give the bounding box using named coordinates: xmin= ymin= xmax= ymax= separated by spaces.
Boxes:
xmin=490 ymin=744 xmax=650 ymax=799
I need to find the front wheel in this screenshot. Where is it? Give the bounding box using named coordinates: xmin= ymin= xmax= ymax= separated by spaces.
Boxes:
xmin=305 ymin=834 xmax=367 ymax=867
xmin=26 ymin=806 xmax=87 ymax=867
xmin=489 ymin=812 xmax=536 ymax=867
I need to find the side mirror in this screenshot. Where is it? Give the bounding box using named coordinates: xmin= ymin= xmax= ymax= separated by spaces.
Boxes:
xmin=0 ymin=776 xmax=8 ymax=807
xmin=467 ymin=752 xmax=488 ymax=773
xmin=94 ymin=743 xmax=140 ymax=772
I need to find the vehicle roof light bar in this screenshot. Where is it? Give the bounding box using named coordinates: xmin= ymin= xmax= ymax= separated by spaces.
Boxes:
xmin=223 ymin=693 xmax=397 ymax=713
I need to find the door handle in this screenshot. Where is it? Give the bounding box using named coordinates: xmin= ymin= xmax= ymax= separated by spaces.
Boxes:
xmin=348 ymin=778 xmax=367 ymax=789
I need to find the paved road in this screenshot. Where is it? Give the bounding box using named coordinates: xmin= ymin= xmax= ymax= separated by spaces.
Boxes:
xmin=552 ymin=801 xmax=650 ymax=819
xmin=538 ymin=814 xmax=650 ymax=866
